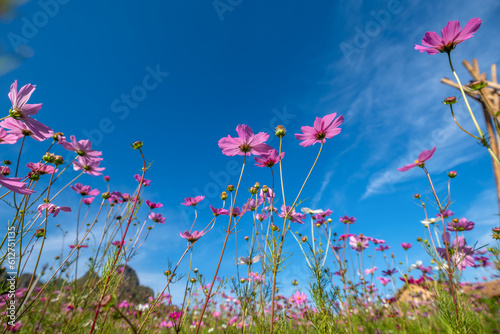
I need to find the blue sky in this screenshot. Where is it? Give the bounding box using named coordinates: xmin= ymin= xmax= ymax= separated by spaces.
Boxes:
xmin=1 ymin=0 xmax=499 ymax=303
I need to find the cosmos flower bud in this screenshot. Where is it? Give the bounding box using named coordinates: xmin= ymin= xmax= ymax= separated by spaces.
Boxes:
xmin=43 ymin=152 xmax=56 ymax=163
xmin=220 ymin=191 xmax=228 ymax=200
xmin=292 ymin=279 xmax=298 ymax=286
xmin=104 ymin=176 xmax=110 ymax=182
xmin=55 ymin=256 xmax=60 ymax=260
xmin=414 ymin=194 xmax=421 ymax=199
xmin=147 ymin=226 xmax=153 ymax=230
xmin=52 ymin=132 xmax=64 ymax=141
xmin=194 ymin=268 xmax=198 ymax=273
xmin=275 ymin=125 xmax=286 ymax=137
xmin=271 ymin=224 xmax=280 ymax=232
xmin=469 ymin=80 xmax=487 ymax=91
xmin=54 ymin=155 xmax=64 ymax=166
xmin=131 ymin=141 xmax=143 ymax=149
xmin=190 ymin=278 xmax=196 ymax=283
xmin=0 ymin=166 xmax=10 ymax=176
xmin=262 ymin=185 xmax=268 ymax=193
xmin=249 ymin=187 xmax=258 ymax=194
xmin=244 ymin=236 xmax=249 ymax=241
xmin=448 ymin=170 xmax=457 ymax=178
xmin=240 ymin=278 xmax=246 ymax=284
xmin=492 ymin=227 xmax=500 ymax=234
xmin=35 ymin=229 xmax=45 ymax=238
xmin=3 ymin=160 xmax=11 ymax=165
xmin=227 ymin=185 xmax=235 ymax=192
xmin=301 ymin=236 xmax=307 ymax=242
xmin=416 ymin=237 xmax=422 ymax=242
xmin=253 ymin=182 xmax=260 ymax=190
xmin=164 ymin=270 xmax=171 ymax=276
xmin=442 ymin=96 xmax=457 ymax=105
xmin=102 ymin=192 xmax=111 ymax=199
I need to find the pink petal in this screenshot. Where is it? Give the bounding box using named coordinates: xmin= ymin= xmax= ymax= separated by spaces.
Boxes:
xmin=440 ymin=20 xmax=461 ymax=45
xmin=15 ymin=83 xmax=37 ymax=107
xmin=421 ymin=31 xmax=442 ymax=48
xmin=397 ymin=163 xmax=417 ymax=172
xmin=417 ymin=146 xmax=436 ymax=162
xmin=21 ymin=103 xmax=42 ymax=116
xmin=8 ymin=80 xmax=18 ymax=105
xmin=456 ymin=17 xmax=482 ymax=43
xmin=235 ymin=124 xmax=253 ymax=143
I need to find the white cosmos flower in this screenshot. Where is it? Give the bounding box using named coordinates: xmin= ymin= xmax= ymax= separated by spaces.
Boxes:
xmin=237 ymin=255 xmax=261 ymax=265
xmin=301 ymin=207 xmax=323 ymax=215
xmin=420 ymin=218 xmax=439 ymax=227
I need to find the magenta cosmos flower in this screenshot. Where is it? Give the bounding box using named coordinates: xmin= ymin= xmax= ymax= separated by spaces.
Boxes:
xmin=61 ymin=135 xmax=103 ymax=162
xmin=0 ymin=117 xmax=52 ymax=141
xmin=295 ymin=112 xmax=344 ymax=147
xmin=0 ymin=174 xmax=35 ymax=195
xmin=37 ymin=203 xmax=71 ymax=217
xmin=401 ymin=243 xmax=412 ymax=250
xmin=180 ymin=230 xmax=205 ymax=243
xmin=218 ymin=124 xmax=272 ymax=156
xmin=181 ymin=195 xmax=204 ymax=207
xmin=397 ymin=147 xmax=436 ymax=172
xmin=146 ymin=199 xmax=163 ymax=209
xmin=254 ymin=149 xmax=284 ymax=167
xmin=415 ymin=18 xmax=482 ymax=55
xmin=8 ymin=80 xmax=53 ymax=139
xmin=0 ymin=128 xmax=18 ymax=144
xmin=70 ymin=183 xmax=100 ymax=196
xmin=72 ymin=157 xmax=105 ymax=176
xmin=148 ymin=212 xmax=166 ymax=224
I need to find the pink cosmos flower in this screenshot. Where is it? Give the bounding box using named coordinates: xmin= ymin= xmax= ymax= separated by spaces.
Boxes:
xmin=339 ymin=215 xmax=356 ymax=224
xmin=70 ymin=183 xmax=100 ymax=196
xmin=0 ymin=174 xmax=35 ymax=195
xmin=278 ymin=205 xmax=306 ymax=224
xmin=256 ymin=213 xmax=268 ymax=221
xmin=26 ymin=162 xmax=57 ymax=176
xmin=375 ymin=244 xmax=390 ymax=251
xmin=295 ymin=112 xmax=344 ymax=147
xmin=180 ymin=230 xmax=205 ymax=243
xmin=382 ymin=268 xmax=397 ymax=276
xmin=181 ymin=195 xmax=205 ymax=207
xmin=436 ymin=209 xmax=454 ymax=218
xmin=0 ymin=117 xmax=52 ymax=141
xmin=446 ymin=218 xmax=475 ymax=232
xmin=218 ymin=124 xmax=272 ymax=156
xmin=397 ymin=147 xmax=436 ymax=172
xmin=61 ymin=135 xmax=103 ymax=162
xmin=260 ymin=188 xmax=274 ymax=203
xmin=437 ymin=234 xmax=475 ymax=270
xmin=103 ymin=175 xmax=110 ymax=182
xmin=134 ymin=174 xmax=151 ymax=186
xmin=146 ymin=199 xmax=163 ymax=209
xmin=8 ymin=80 xmax=53 ymax=139
xmin=254 ymin=149 xmax=284 ymax=167
xmin=148 ymin=212 xmax=166 ymax=224
xmin=0 ymin=128 xmax=18 ymax=144
xmin=82 ymin=197 xmax=95 ymax=205
xmin=111 ymin=240 xmax=125 ymax=247
xmin=289 ymin=291 xmax=307 ymax=307
xmin=69 ymin=244 xmax=88 ymax=249
xmin=415 ymin=18 xmax=482 ymax=55
xmin=210 ymin=205 xmax=229 ymax=216
xmin=377 ymin=277 xmax=391 ymax=286
xmin=349 ymin=235 xmax=369 ymax=252
xmin=37 ymin=203 xmax=71 ymax=217
xmin=72 ymin=157 xmax=105 ymax=176
xmin=401 ymin=243 xmax=412 ymax=250
xmin=364 ymin=266 xmax=377 ymax=275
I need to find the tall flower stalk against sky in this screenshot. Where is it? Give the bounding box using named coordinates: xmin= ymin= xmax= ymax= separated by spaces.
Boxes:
xmin=196 ymin=124 xmax=267 ymax=334
xmin=268 ymin=113 xmax=343 ymax=333
xmin=415 ymin=17 xmax=500 ymax=168
xmin=89 ymin=143 xmax=147 ymax=334
xmin=398 ymin=147 xmax=461 ymax=324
